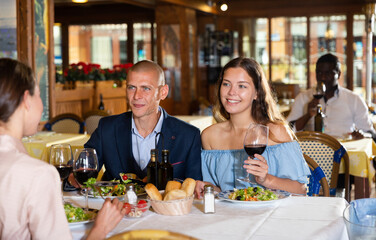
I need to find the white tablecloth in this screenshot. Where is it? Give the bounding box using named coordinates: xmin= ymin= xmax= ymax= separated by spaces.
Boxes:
xmin=65 ymin=193 xmax=348 ymax=240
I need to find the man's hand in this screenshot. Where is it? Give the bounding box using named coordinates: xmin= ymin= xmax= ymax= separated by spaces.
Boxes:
xmin=349 ymin=130 xmax=365 ymax=140
xmin=307 ymin=98 xmax=320 ymax=117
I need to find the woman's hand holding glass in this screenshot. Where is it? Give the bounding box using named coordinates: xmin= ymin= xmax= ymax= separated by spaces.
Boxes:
xmin=244 ymin=154 xmax=269 ymax=184
xmin=237 ymin=123 xmax=269 ymax=184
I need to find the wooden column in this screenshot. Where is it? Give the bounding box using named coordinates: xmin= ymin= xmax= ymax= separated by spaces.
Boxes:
xmin=17 ymin=0 xmax=35 ymax=68
xmin=155 ymin=4 xmax=197 ymax=115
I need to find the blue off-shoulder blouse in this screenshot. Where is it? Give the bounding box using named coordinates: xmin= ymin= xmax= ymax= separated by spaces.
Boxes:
xmin=201 ymin=141 xmax=311 ymax=192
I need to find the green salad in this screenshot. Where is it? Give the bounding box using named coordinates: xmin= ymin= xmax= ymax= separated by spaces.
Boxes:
xmin=228 ymin=187 xmax=278 ymax=201
xmin=64 ymin=203 xmax=94 ymax=223
xmin=84 ymin=173 xmax=144 ymax=197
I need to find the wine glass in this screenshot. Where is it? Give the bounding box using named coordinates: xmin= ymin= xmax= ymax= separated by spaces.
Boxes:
xmin=237 ymin=123 xmax=269 ymax=184
xmin=49 ymin=144 xmax=73 ymax=201
xmin=73 ymin=148 xmax=98 ymax=210
xmin=313 ymin=82 xmax=326 ymax=100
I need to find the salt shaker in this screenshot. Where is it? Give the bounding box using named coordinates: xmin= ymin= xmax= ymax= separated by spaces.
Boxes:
xmin=204 ymin=185 xmax=215 ymax=214
xmin=126 ymin=184 xmax=137 ymax=205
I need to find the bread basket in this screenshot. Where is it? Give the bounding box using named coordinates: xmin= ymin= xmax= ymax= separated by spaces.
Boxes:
xmin=149 ymin=195 xmax=194 ymax=216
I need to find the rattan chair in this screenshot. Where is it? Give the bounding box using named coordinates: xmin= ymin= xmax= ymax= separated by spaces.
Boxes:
xmin=296 ymin=131 xmax=350 ymax=201
xmin=304 ymin=154 xmax=330 ymax=197
xmin=43 ymin=113 xmax=85 ymax=134
xmin=83 ymin=110 xmax=110 ymax=135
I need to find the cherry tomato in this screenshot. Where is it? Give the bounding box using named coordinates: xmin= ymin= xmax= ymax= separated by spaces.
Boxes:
xmin=137 ymin=200 xmax=148 ymax=212
xmin=123 ymin=202 xmax=131 ymax=215
xmin=122 ymin=175 xmax=128 ymax=181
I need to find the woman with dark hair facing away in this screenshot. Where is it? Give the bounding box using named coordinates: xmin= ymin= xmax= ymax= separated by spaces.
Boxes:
xmin=0 ymin=58 xmax=126 ymax=240
xmin=195 ymin=57 xmax=310 ymax=198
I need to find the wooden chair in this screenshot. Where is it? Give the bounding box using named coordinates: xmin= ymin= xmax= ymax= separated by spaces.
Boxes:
xmin=296 ymin=131 xmax=350 ymax=201
xmin=83 ymin=110 xmax=110 ymax=135
xmin=43 ymin=113 xmax=85 ymax=134
xmin=304 ymin=154 xmax=330 ymax=197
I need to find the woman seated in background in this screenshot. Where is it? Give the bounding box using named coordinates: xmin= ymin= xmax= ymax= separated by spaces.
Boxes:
xmin=195 ymin=57 xmax=310 ymax=198
xmin=0 ymin=58 xmax=126 ymax=240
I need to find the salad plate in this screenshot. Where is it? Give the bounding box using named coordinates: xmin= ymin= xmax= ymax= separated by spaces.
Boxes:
xmin=68 ymin=212 xmax=96 ymax=226
xmin=217 ymin=188 xmax=291 ymax=205
xmin=65 ymin=203 xmax=97 ymax=226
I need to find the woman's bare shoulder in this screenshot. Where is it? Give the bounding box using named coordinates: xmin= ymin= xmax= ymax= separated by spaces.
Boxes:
xmin=267 ymin=123 xmax=293 ymax=144
xmin=201 ymin=122 xmax=229 ymax=150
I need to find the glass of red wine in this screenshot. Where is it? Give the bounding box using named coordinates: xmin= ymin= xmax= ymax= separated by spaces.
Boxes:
xmin=73 ymin=148 xmax=98 ymax=210
xmin=50 ymin=144 xmax=73 ymax=201
xmin=313 ymin=82 xmax=326 ymax=100
xmin=237 ymin=123 xmax=269 ymax=184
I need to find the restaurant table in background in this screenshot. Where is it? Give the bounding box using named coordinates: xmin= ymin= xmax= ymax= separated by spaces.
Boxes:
xmin=22 ymin=132 xmax=90 ymax=162
xmin=65 ymin=192 xmax=348 ymax=240
xmin=339 ymin=137 xmax=376 ymax=199
xmin=175 ymin=115 xmax=215 ymax=132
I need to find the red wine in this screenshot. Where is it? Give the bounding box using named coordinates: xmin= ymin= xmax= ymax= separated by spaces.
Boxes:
xmin=74 ymin=169 xmax=98 ymax=185
xmin=313 ymin=94 xmax=323 ymax=99
xmin=55 ymin=165 xmax=72 ymax=180
xmin=244 ymin=144 xmax=266 ymax=158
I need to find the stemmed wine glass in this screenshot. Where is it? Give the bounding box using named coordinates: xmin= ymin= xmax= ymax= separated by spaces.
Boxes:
xmin=237 ymin=123 xmax=269 ymax=184
xmin=50 ymin=144 xmax=73 ymax=201
xmin=73 ymin=148 xmax=98 ymax=210
xmin=313 ymin=82 xmax=326 ymax=100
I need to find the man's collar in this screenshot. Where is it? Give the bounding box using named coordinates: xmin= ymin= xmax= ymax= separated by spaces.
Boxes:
xmin=131 ymin=106 xmax=164 ymax=136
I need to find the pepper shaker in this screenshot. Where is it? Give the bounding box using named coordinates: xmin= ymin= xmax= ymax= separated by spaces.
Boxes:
xmin=204 ymin=185 xmax=215 ymax=214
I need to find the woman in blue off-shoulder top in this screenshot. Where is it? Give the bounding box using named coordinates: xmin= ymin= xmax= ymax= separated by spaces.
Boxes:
xmin=195 ymin=57 xmax=310 ymax=198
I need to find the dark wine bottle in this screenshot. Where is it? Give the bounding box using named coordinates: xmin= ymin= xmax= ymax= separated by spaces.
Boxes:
xmin=98 ymin=93 xmax=105 ymax=110
xmin=314 ymin=104 xmax=324 ymax=132
xmin=158 ymin=149 xmax=173 ymax=190
xmin=147 ymin=149 xmax=159 ymax=188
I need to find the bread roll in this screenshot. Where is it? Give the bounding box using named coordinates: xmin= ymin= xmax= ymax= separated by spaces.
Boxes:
xmin=165 ymin=181 xmax=182 ymax=193
xmin=145 ymin=183 xmax=162 ymax=201
xmin=181 ymin=178 xmax=196 ymax=196
xmin=163 ymin=189 xmax=187 ymax=201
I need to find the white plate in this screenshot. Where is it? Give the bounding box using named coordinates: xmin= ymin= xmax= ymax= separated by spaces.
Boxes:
xmin=68 ymin=210 xmax=96 ymax=226
xmin=217 ymin=189 xmax=291 ymax=205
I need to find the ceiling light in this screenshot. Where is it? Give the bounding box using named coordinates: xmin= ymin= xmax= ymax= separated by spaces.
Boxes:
xmin=72 ymin=0 xmax=88 ymax=3
xmin=220 ymin=3 xmax=228 ymax=12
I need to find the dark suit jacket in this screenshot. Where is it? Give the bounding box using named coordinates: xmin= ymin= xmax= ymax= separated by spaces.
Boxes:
xmin=84 ymin=108 xmax=202 ymax=181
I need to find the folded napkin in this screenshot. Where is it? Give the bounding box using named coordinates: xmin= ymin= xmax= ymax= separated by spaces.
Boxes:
xmin=350 ymin=198 xmax=376 ymax=227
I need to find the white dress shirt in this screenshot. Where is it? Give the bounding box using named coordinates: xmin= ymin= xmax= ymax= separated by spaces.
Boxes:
xmin=0 ymin=135 xmax=72 ymax=240
xmin=287 ymin=86 xmax=374 ymax=138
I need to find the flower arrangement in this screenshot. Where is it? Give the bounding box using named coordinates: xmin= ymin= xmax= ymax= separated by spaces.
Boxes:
xmin=60 ymin=62 xmax=133 ymax=83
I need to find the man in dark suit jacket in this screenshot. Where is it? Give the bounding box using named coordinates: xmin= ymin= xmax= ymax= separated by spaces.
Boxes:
xmin=70 ymin=60 xmax=202 ymax=185
xmin=85 ymin=108 xmax=202 ymax=181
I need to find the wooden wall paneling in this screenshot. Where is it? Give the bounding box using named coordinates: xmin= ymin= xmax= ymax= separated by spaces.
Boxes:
xmin=55 ymin=88 xmax=94 ymax=117
xmin=17 ymin=0 xmax=35 ymax=68
xmin=94 ymin=82 xmax=128 ymax=115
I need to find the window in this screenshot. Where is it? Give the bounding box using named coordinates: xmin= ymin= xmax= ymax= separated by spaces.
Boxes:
xmin=69 ymin=24 xmax=128 ymax=67
xmin=133 ymin=23 xmax=152 ymax=62
xmin=242 ymin=18 xmax=269 ymax=80
xmin=309 ymin=16 xmax=347 ymax=88
xmin=0 ymin=0 xmax=17 ymax=58
xmin=271 ymin=17 xmax=307 ymax=88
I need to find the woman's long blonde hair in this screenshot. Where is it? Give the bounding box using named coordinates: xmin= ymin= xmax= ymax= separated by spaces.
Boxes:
xmin=213 ymin=57 xmax=294 ymax=140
